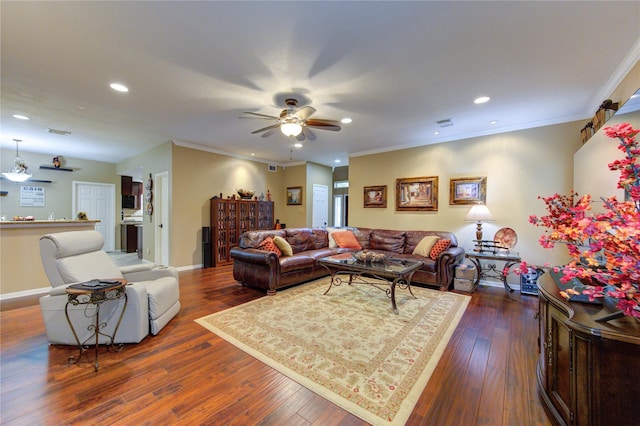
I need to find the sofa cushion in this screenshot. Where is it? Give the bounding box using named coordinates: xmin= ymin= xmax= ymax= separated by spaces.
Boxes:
xmin=412 ymin=235 xmax=440 ymax=257
xmin=273 ymin=236 xmax=293 ymax=256
xmin=286 ymin=229 xmax=316 ymax=253
xmin=351 ymin=228 xmax=372 ymax=249
xmin=332 ymin=231 xmax=362 ymax=249
xmin=256 ymin=236 xmax=282 ymax=257
xmin=326 ymin=227 xmax=341 ymax=248
xmin=310 ymin=228 xmax=329 ymax=249
xmin=430 ymin=239 xmax=451 ymax=259
xmin=369 ymin=230 xmax=405 ymax=254
xmin=279 ymin=254 xmax=315 ymax=273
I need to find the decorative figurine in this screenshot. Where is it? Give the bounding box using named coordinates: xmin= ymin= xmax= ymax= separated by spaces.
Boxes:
xmin=267 ymin=190 xmax=272 ymax=201
xmin=52 ymin=156 xmax=61 ymax=168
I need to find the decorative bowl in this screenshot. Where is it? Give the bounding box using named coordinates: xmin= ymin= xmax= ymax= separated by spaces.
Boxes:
xmin=237 ymin=189 xmax=255 ymax=199
xmin=353 ymin=250 xmax=388 ymax=263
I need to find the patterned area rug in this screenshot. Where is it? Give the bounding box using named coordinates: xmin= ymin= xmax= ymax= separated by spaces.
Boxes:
xmin=196 ymin=277 xmax=470 ymax=425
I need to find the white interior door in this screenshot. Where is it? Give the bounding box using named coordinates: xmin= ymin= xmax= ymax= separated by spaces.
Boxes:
xmin=154 ymin=172 xmax=170 ymax=266
xmin=73 ymin=181 xmax=116 ymax=251
xmin=312 ymin=184 xmax=328 ymax=228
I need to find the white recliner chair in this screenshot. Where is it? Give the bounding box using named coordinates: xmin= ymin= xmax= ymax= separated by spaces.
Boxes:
xmin=39 ymin=230 xmax=180 ymax=344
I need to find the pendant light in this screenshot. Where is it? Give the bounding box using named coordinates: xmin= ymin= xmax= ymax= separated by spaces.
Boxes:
xmin=2 ymin=139 xmax=32 ymax=182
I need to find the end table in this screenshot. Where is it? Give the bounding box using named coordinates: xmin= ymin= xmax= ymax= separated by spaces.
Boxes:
xmin=464 ymin=251 xmax=521 ymax=293
xmin=65 ymin=279 xmax=128 ymax=371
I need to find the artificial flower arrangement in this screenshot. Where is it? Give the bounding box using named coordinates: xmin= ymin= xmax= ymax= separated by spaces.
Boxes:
xmin=525 ymin=122 xmax=640 ymax=318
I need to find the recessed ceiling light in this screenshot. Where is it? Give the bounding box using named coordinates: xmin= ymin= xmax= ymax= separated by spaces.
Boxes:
xmin=474 ymin=96 xmax=490 ymax=104
xmin=341 ymin=118 xmax=352 ymax=124
xmin=294 ymin=142 xmax=303 ymax=148
xmin=110 ymin=83 xmax=129 ymax=93
xmin=250 ymin=153 xmax=255 ymax=156
xmin=334 ymin=159 xmax=341 ymax=163
xmin=433 ymin=131 xmax=440 ymax=135
xmin=12 ymin=114 xmax=30 ymax=120
xmin=489 ymin=120 xmax=498 ymax=125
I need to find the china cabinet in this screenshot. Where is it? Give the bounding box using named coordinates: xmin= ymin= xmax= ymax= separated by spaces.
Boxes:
xmin=210 ymin=199 xmax=273 ymax=266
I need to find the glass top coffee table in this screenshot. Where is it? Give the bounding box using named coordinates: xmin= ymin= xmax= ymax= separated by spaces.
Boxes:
xmin=317 ymin=253 xmax=423 ymax=314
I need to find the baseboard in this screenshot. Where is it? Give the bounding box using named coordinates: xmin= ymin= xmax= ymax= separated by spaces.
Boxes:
xmin=0 ymin=287 xmax=49 ymax=311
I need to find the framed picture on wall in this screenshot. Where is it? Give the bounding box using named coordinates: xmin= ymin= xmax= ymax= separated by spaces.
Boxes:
xmin=286 ymin=186 xmax=302 ymax=205
xmin=449 ymin=177 xmax=486 ymax=205
xmin=395 ymin=176 xmax=438 ymax=211
xmin=363 ymin=185 xmax=387 ymax=208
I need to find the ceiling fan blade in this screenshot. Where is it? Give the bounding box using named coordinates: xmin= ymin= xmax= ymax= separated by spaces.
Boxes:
xmin=305 ymin=119 xmax=341 ymax=131
xmin=261 ymin=128 xmax=278 ymax=138
xmin=292 ymin=106 xmax=316 ymax=121
xmin=295 ymin=131 xmax=306 ymax=142
xmin=243 ymin=111 xmax=280 ymax=120
xmin=251 ymin=123 xmax=281 ymax=134
xmin=302 ymin=126 xmax=316 ymax=141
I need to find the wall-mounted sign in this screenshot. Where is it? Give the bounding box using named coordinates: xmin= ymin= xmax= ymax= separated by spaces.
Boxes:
xmin=20 ymin=186 xmax=45 ymax=207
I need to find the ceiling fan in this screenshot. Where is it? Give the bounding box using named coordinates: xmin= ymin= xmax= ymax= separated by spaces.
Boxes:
xmin=242 ymin=98 xmax=341 ymax=141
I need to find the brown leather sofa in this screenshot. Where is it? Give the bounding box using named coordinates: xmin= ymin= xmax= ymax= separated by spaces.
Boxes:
xmin=230 ymin=227 xmax=465 ymax=295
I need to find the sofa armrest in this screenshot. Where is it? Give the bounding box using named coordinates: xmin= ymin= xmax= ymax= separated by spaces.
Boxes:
xmin=230 ymin=247 xmax=279 ymax=266
xmin=436 ymin=246 xmax=465 ymax=288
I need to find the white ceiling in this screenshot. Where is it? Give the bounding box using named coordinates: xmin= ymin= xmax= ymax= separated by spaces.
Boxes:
xmin=2 ymin=1 xmax=639 ymax=168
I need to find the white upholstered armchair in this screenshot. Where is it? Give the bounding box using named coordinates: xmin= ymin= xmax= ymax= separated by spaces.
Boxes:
xmin=39 ymin=230 xmax=180 ymax=344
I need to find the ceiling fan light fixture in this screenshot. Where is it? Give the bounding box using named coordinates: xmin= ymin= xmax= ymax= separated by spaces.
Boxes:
xmin=2 ymin=139 xmax=32 ymax=182
xmin=281 ymin=122 xmax=302 ymax=137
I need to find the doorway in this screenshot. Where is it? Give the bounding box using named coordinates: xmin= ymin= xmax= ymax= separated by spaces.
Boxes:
xmin=154 ymin=171 xmax=170 ymax=266
xmin=312 ymin=184 xmax=328 ymax=227
xmin=72 ymin=181 xmax=116 ymax=251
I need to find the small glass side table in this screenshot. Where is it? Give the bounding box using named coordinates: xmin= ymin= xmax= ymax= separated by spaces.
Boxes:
xmin=464 ymin=251 xmax=521 ymax=293
xmin=65 ymin=280 xmax=128 ymax=371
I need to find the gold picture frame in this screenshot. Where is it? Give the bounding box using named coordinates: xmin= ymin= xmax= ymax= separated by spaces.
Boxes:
xmin=363 ymin=185 xmax=387 ymax=208
xmin=396 ymin=176 xmax=438 ymax=211
xmin=286 ymin=186 xmax=302 ymax=205
xmin=449 ymin=177 xmax=486 ymax=205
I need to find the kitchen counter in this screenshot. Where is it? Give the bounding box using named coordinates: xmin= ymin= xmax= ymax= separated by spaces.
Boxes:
xmin=1 ymin=220 xmax=100 ymax=296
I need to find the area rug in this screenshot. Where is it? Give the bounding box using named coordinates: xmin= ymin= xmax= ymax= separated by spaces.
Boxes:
xmin=195 ymin=277 xmax=470 ymax=425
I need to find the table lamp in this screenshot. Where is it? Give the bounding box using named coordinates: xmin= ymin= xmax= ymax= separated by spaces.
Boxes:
xmin=464 ymin=204 xmax=495 ymax=241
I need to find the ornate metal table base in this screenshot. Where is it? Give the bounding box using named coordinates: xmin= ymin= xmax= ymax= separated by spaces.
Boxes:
xmin=322 ymin=271 xmax=417 ymax=314
xmin=465 ymin=252 xmax=521 ymax=294
xmin=318 ymin=256 xmax=422 ymax=314
xmin=65 ymin=284 xmax=127 ymax=371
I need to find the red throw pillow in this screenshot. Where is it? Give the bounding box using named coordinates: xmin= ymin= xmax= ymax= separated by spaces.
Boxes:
xmin=429 ymin=239 xmax=451 ymax=260
xmin=331 ymin=230 xmax=362 ymax=249
xmin=256 ymin=236 xmax=282 ymax=257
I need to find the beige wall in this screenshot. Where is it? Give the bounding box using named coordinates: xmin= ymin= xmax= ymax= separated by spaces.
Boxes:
xmin=170 ymin=144 xmax=284 ymax=267
xmin=349 ymin=121 xmax=584 ymax=269
xmin=574 ymin=60 xmax=640 ymax=212
xmin=281 ymin=164 xmax=306 ymax=228
xmin=0 ymin=151 xmax=117 ymax=220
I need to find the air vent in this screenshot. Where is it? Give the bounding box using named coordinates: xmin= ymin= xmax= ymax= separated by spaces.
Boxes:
xmin=48 ymin=128 xmax=72 ymax=136
xmin=268 ymin=164 xmax=277 ymax=172
xmin=436 ymin=119 xmax=454 ymax=128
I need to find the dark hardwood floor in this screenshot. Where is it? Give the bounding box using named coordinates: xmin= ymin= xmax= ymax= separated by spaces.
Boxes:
xmin=0 ymin=266 xmax=551 ymax=425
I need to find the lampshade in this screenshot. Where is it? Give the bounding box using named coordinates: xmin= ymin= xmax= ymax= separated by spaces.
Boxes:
xmin=464 ymin=204 xmax=495 ymax=222
xmin=281 ymin=122 xmax=302 ymax=137
xmin=2 ymin=139 xmax=32 ymax=183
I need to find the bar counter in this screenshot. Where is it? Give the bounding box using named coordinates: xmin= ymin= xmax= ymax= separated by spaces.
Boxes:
xmin=1 ymin=220 xmax=100 ymax=296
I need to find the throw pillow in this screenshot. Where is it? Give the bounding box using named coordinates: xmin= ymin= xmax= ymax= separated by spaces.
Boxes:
xmin=331 ymin=230 xmax=362 ymax=249
xmin=429 ymin=239 xmax=451 ymax=260
xmin=412 ymin=235 xmax=440 ymax=257
xmin=256 ymin=236 xmax=282 ymax=257
xmin=273 ymin=236 xmax=293 ymax=256
xmin=326 ymin=227 xmax=341 ymax=248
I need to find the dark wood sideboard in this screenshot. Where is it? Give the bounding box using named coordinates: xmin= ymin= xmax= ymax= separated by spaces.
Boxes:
xmin=537 ymin=272 xmax=640 ymax=425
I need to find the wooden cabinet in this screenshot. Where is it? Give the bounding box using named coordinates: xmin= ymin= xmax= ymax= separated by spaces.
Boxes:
xmin=210 ymin=199 xmax=273 ymax=266
xmin=537 ymin=272 xmax=640 ymax=425
xmin=121 ymin=224 xmax=139 ymax=254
